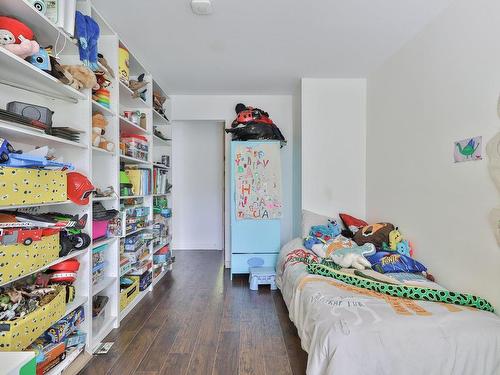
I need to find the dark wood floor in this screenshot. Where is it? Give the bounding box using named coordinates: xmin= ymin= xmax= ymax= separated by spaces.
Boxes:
xmin=81 ymin=250 xmax=307 ymax=375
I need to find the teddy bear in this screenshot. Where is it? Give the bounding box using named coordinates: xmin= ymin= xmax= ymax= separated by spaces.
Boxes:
xmin=92 ymin=112 xmax=114 ymax=152
xmin=0 ymin=16 xmax=40 ymax=59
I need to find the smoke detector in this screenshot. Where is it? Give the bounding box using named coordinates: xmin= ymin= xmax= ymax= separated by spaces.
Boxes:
xmin=191 ymin=0 xmax=213 ymax=15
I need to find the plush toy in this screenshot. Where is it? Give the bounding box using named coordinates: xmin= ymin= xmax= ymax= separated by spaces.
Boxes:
xmin=309 ymin=219 xmax=341 ymax=242
xmin=129 ymin=73 xmax=148 ymax=99
xmin=98 ymin=53 xmax=115 ymax=78
xmin=309 ymin=235 xmax=356 ymax=259
xmin=388 ymin=228 xmax=402 ymax=250
xmin=396 ymin=240 xmax=413 ymax=257
xmin=353 ymin=222 xmax=395 ymax=247
xmin=330 ymin=243 xmax=376 ymax=270
xmin=153 ymin=91 xmax=166 ymax=114
xmin=75 ymin=11 xmax=100 ymax=70
xmin=92 ymin=112 xmax=114 ymax=152
xmin=28 ymin=48 xmax=51 ymax=72
xmin=62 ymin=65 xmax=98 ymax=90
xmin=0 ymin=16 xmax=40 ymax=59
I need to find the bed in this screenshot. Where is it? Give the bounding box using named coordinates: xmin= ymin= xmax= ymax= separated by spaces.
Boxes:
xmin=276 ymin=238 xmax=500 ymax=375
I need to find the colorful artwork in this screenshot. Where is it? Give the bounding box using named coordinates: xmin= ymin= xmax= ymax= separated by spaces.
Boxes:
xmin=454 ymin=136 xmax=482 ymax=162
xmin=234 ymin=143 xmax=282 ymax=220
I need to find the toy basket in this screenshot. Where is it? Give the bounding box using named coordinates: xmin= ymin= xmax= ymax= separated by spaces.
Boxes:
xmin=0 ymin=233 xmax=60 ymax=285
xmin=0 ymin=286 xmax=66 ymax=351
xmin=0 ymin=167 xmax=67 ymax=206
xmin=120 ymin=276 xmax=139 ymax=311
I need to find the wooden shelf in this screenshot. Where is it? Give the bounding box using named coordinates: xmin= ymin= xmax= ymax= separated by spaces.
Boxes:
xmin=92 ymin=100 xmax=116 ymax=117
xmin=92 ymin=237 xmax=117 ymax=249
xmin=92 ymin=196 xmax=118 ymax=202
xmin=120 ymin=194 xmax=151 ymax=199
xmin=153 ymin=109 xmax=169 ymax=125
xmin=120 ymin=154 xmax=152 ymax=165
xmin=120 ymin=226 xmax=153 ymax=238
xmin=153 ymin=135 xmax=172 ymax=146
xmin=119 ymin=81 xmax=149 ymax=108
xmin=152 ymin=268 xmax=169 ymax=286
xmin=65 ymin=296 xmax=87 ymax=316
xmin=0 ymin=200 xmax=76 ymax=211
xmin=93 ymin=277 xmax=116 ymax=296
xmin=92 ymin=146 xmax=116 ymax=155
xmin=119 ymin=116 xmax=150 ymax=135
xmin=0 ymin=48 xmax=85 ymax=102
xmin=153 ymin=162 xmax=170 ymax=170
xmin=92 ymin=316 xmax=117 ymax=351
xmin=0 ymin=249 xmax=88 ymax=288
xmin=0 ymin=120 xmax=88 ymax=150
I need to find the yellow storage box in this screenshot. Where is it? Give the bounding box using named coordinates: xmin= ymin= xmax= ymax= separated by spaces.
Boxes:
xmin=120 ymin=276 xmax=139 ymax=311
xmin=0 ymin=233 xmax=60 ymax=285
xmin=0 ymin=167 xmax=67 ymax=207
xmin=0 ymin=286 xmax=66 ymax=351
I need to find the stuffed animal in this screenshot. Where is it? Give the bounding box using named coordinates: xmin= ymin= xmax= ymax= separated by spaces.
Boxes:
xmin=28 ymin=48 xmax=51 ymax=71
xmin=309 ymin=219 xmax=341 ymax=242
xmin=62 ymin=65 xmax=98 ymax=90
xmin=153 ymin=91 xmax=166 ymax=114
xmin=388 ymin=228 xmax=402 ymax=250
xmin=330 ymin=243 xmax=376 ymax=270
xmin=98 ymin=53 xmax=115 ymax=78
xmin=92 ymin=113 xmax=114 ymax=152
xmin=129 ymin=73 xmax=148 ymax=99
xmin=0 ymin=16 xmax=40 ymax=59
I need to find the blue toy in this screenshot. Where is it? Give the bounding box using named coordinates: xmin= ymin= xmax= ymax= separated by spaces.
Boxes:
xmin=396 ymin=240 xmax=412 ymax=257
xmin=303 ymin=235 xmax=324 ymax=250
xmin=4 ymin=153 xmax=74 ymax=170
xmin=75 ymin=11 xmax=100 ymax=70
xmin=309 ymin=219 xmax=341 ymax=241
xmin=28 ymin=48 xmax=51 ymax=72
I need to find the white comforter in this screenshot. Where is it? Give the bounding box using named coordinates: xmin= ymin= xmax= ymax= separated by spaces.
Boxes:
xmin=276 ymin=238 xmax=500 ymax=375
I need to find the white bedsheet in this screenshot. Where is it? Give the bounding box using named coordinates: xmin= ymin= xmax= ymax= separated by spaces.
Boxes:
xmin=276 ymin=238 xmax=500 ymax=375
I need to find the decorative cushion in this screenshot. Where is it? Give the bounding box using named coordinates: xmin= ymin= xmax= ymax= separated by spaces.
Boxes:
xmin=353 ymin=222 xmax=394 ymax=247
xmin=366 ymin=251 xmax=427 ymax=274
xmin=307 ymin=235 xmax=356 ymax=258
xmin=339 ymin=213 xmax=368 ymax=237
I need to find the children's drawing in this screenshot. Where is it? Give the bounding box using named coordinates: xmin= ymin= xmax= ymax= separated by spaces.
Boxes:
xmin=234 ymin=143 xmax=282 ymax=220
xmin=454 ymin=136 xmax=482 ymax=162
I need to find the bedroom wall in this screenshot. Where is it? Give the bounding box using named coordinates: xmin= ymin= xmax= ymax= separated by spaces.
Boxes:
xmin=366 ymin=0 xmax=500 ymax=310
xmin=171 ymin=95 xmax=299 ymax=266
xmin=301 ymin=78 xmax=366 ymax=218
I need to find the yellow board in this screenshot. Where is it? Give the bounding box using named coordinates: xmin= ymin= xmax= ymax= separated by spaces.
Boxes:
xmin=0 ymin=234 xmax=60 ymax=285
xmin=0 ymin=286 xmax=66 ymax=351
xmin=118 ymin=47 xmax=130 ymax=84
xmin=0 ymin=167 xmax=67 ymax=206
xmin=120 ymin=276 xmax=139 ymax=311
xmin=125 ymin=170 xmax=141 ymax=196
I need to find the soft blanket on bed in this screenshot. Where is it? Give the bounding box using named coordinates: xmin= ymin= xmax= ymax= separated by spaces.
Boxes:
xmin=277 ymin=238 xmax=500 ymax=375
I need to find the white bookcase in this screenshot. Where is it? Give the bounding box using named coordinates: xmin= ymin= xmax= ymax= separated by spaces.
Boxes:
xmin=0 ymin=0 xmax=173 ymax=373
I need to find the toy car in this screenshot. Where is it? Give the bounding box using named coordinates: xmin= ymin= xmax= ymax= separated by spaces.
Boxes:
xmin=0 ymin=228 xmax=43 ymax=245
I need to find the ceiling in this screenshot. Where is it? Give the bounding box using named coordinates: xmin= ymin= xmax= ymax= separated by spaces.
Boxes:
xmin=93 ymin=0 xmax=454 ymax=94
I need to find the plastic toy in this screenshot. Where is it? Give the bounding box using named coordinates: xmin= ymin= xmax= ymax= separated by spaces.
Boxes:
xmin=49 ymin=259 xmax=80 ymax=283
xmin=67 ymin=172 xmax=95 ymax=205
xmin=29 ymin=0 xmax=48 ymax=14
xmin=0 ymin=227 xmax=43 ymax=245
xmin=28 ymin=47 xmax=51 ymax=72
xmin=225 ymin=103 xmax=286 ymax=146
xmin=0 ymin=16 xmax=40 ymax=59
xmin=0 ymin=138 xmax=16 ymax=162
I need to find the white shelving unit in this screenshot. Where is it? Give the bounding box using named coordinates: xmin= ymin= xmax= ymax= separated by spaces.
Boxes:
xmin=0 ymin=0 xmax=174 ymax=372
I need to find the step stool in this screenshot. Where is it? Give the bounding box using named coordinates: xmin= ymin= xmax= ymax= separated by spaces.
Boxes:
xmin=249 ymin=267 xmax=277 ymax=291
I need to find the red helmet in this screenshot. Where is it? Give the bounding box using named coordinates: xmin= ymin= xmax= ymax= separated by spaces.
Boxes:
xmin=67 ymin=172 xmax=95 ymax=205
xmin=231 ymin=103 xmax=274 ymax=128
xmin=49 ymin=259 xmax=80 ymax=283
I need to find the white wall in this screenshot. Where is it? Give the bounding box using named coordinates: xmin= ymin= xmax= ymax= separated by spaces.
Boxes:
xmin=172 ymin=121 xmax=224 ymax=250
xmin=171 ymin=95 xmax=298 ymax=266
xmin=301 ymin=79 xmax=367 ymax=218
xmin=367 ymin=0 xmax=500 ymax=310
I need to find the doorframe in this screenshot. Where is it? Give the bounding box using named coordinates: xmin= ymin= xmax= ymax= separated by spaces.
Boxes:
xmin=171 ymin=119 xmax=232 ymax=268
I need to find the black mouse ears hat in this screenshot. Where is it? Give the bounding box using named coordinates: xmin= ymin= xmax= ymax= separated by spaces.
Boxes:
xmin=235 ymin=103 xmax=247 ymax=114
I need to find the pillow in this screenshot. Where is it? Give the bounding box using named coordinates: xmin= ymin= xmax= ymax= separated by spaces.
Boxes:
xmin=339 ymin=213 xmax=368 ymax=237
xmin=302 ymin=209 xmax=339 ymax=238
xmin=353 ymin=222 xmax=394 ymax=247
xmin=307 ymin=235 xmax=356 ymax=258
xmin=366 ymin=251 xmax=427 ymax=274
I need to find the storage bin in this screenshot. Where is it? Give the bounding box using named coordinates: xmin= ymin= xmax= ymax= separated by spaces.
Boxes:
xmin=0 ymin=233 xmax=60 ymax=284
xmin=121 ymin=134 xmax=149 ymax=161
xmin=0 ymin=167 xmax=67 ymax=207
xmin=92 ymin=220 xmax=109 ymax=240
xmin=120 ymin=276 xmax=139 ymax=311
xmin=92 ymin=296 xmax=109 ymax=333
xmin=0 ymin=286 xmax=66 ymax=351
xmin=138 ymin=271 xmax=152 ymax=291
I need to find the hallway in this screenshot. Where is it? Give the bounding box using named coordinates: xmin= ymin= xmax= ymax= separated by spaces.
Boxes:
xmin=81 ymin=250 xmax=307 ymax=375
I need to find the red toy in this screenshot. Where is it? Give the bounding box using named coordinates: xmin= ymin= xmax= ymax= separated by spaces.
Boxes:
xmin=231 ymin=103 xmax=274 ymax=128
xmin=49 ymin=259 xmax=80 ymax=283
xmin=67 ymin=172 xmax=95 ymax=205
xmin=0 ymin=16 xmax=40 ymax=59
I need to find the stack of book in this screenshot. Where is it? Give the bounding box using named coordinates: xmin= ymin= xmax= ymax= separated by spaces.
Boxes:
xmin=153 ymin=167 xmax=171 ymax=194
xmin=125 ymin=168 xmax=151 ymax=196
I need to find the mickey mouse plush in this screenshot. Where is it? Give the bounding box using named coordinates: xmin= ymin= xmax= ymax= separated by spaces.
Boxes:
xmin=225 ymin=103 xmax=287 ymax=147
xmin=0 ymin=16 xmax=40 ymax=59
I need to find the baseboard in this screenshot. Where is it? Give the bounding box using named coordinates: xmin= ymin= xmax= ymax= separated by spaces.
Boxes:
xmin=173 ymin=242 xmax=222 ymax=251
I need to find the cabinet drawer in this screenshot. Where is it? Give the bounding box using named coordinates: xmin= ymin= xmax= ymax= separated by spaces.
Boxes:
xmin=231 ymin=253 xmax=279 ymax=274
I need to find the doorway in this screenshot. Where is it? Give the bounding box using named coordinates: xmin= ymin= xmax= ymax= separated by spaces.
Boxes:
xmin=172 ymin=120 xmax=225 ymax=251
